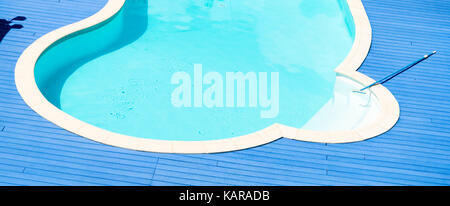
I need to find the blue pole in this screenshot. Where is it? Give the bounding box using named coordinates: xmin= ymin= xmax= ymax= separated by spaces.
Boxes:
xmin=357 ymin=51 xmax=437 ymax=92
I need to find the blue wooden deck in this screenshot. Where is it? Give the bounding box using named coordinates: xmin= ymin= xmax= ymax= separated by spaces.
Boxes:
xmin=0 ymin=0 xmax=449 ymax=186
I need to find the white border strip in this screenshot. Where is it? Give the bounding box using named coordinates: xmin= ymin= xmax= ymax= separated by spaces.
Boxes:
xmin=14 ymin=0 xmax=399 ymax=154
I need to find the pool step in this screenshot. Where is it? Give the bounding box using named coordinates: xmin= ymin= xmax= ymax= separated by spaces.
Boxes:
xmin=302 ymin=76 xmax=380 ymax=132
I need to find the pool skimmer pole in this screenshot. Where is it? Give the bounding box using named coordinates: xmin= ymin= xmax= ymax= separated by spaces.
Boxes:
xmin=354 ymin=51 xmax=437 ymax=94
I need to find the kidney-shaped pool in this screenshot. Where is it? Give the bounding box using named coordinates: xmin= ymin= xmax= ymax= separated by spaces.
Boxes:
xmin=15 ymin=0 xmax=399 ymax=153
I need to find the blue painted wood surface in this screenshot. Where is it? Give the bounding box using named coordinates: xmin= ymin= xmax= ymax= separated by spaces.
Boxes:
xmin=0 ymin=0 xmax=449 ymax=185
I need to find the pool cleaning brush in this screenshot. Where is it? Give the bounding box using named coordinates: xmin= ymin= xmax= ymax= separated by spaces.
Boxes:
xmin=353 ymin=51 xmax=437 ymax=94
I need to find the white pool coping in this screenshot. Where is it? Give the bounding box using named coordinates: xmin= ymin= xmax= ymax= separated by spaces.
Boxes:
xmin=15 ymin=0 xmax=399 ymax=154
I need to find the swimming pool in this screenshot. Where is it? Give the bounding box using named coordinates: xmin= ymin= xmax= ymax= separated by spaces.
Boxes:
xmin=15 ymin=0 xmax=399 ymax=153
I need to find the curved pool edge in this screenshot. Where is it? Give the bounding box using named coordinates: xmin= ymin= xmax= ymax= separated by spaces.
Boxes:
xmin=284 ymin=0 xmax=400 ymax=144
xmin=14 ymin=0 xmax=399 ymax=154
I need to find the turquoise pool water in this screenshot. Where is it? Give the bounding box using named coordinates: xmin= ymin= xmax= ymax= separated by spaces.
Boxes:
xmin=35 ymin=0 xmax=355 ymax=141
